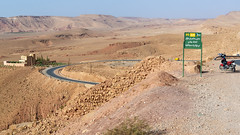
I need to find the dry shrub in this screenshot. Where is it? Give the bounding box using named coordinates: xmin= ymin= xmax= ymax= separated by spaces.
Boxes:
xmin=104 ymin=117 xmax=166 ymax=135
xmin=104 ymin=117 xmax=150 ymax=135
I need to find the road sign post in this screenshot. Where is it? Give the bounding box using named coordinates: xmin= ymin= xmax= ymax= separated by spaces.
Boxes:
xmin=183 ymin=32 xmax=202 ymax=77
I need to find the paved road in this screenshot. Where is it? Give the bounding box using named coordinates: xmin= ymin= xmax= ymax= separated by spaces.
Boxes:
xmin=41 ymin=65 xmax=99 ymax=85
xmin=41 ymin=59 xmax=141 ymax=85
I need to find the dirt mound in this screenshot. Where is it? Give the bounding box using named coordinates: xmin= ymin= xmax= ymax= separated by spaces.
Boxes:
xmin=185 ymin=64 xmax=201 ymax=73
xmin=145 ymin=71 xmax=178 ymax=87
xmin=63 ymin=56 xmax=166 ymax=116
xmin=56 ymin=71 xmax=186 ymax=135
xmin=87 ymin=41 xmax=151 ymax=55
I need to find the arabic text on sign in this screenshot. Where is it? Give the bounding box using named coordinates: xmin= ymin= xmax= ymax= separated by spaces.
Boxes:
xmin=185 ymin=44 xmax=201 ymax=48
xmin=185 ymin=37 xmax=201 ymax=41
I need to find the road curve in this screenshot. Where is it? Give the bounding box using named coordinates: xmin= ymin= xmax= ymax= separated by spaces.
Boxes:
xmin=41 ymin=65 xmax=99 ymax=85
xmin=41 ymin=59 xmax=141 ymax=85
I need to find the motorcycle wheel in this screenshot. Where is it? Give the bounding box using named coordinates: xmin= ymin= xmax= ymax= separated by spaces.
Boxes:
xmin=219 ymin=65 xmax=225 ymax=71
xmin=233 ymin=66 xmax=236 ymax=72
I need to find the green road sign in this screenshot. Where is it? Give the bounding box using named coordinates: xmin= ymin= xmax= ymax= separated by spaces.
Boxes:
xmin=183 ymin=32 xmax=202 ymax=77
xmin=184 ymin=32 xmax=202 ymax=49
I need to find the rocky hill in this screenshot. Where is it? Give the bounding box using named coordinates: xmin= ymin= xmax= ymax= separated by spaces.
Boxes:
xmin=0 ymin=16 xmax=55 ymax=33
xmin=0 ymin=14 xmax=205 ymax=33
xmin=2 ymin=11 xmax=240 ymax=33
xmin=203 ymin=11 xmax=240 ymax=27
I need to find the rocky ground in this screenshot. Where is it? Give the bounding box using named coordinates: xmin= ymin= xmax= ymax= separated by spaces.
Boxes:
xmin=1 ymin=57 xmax=240 ymax=135
xmin=56 ymin=59 xmax=240 ymax=135
xmin=0 ymin=56 xmax=197 ymax=134
xmin=178 ymin=60 xmax=240 ymax=135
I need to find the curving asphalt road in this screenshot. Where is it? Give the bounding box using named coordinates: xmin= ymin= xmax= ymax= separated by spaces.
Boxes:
xmin=41 ymin=59 xmax=141 ymax=85
xmin=41 ymin=65 xmax=99 ymax=85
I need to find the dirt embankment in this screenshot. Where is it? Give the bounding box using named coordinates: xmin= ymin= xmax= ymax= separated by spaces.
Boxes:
xmin=0 ymin=67 xmax=86 ymax=131
xmin=1 ymin=56 xmax=201 ymax=134
xmin=56 ymin=71 xmax=190 ymax=135
xmin=63 ymin=56 xmax=167 ymax=116
xmin=13 ymin=56 xmax=193 ymax=134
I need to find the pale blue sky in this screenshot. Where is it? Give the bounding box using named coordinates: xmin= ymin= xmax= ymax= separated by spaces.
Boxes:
xmin=1 ymin=0 xmax=240 ymax=18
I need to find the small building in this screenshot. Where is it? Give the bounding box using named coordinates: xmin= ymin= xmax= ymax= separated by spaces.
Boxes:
xmin=3 ymin=61 xmax=26 ymax=67
xmin=3 ymin=54 xmax=36 ymax=67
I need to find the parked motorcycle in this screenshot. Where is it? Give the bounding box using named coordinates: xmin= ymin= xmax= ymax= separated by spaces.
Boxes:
xmin=218 ymin=53 xmax=236 ymax=72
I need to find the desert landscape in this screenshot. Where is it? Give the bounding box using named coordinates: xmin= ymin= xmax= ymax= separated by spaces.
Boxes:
xmin=1 ymin=11 xmax=240 ymax=134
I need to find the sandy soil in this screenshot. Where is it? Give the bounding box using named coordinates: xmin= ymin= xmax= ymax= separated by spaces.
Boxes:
xmin=53 ymin=59 xmax=240 ymax=135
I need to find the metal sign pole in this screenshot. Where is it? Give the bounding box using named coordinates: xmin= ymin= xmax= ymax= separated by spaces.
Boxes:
xmin=183 ymin=44 xmax=185 ymax=77
xmin=200 ymin=44 xmax=202 ymax=77
xmin=183 ymin=32 xmax=202 ymax=77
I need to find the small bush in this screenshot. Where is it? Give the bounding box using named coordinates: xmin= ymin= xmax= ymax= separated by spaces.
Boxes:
xmin=104 ymin=117 xmax=151 ymax=135
xmin=35 ymin=55 xmax=66 ymax=67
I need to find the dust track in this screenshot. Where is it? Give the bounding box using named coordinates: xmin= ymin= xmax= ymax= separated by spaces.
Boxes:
xmin=177 ymin=60 xmax=240 ymax=134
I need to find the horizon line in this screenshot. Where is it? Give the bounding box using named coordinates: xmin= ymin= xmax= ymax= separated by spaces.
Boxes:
xmin=1 ymin=14 xmax=212 ymax=20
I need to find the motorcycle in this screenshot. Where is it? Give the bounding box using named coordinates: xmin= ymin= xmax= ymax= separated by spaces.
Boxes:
xmin=218 ymin=53 xmax=236 ymax=72
xmin=219 ymin=60 xmax=236 ymax=72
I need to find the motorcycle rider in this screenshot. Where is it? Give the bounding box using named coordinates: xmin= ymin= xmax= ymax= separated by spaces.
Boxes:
xmin=219 ymin=53 xmax=227 ymax=68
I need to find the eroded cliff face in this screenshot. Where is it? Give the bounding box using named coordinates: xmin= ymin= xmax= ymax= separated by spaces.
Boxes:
xmin=0 ymin=14 xmax=206 ymax=33
xmin=0 ymin=16 xmax=56 ymax=33
xmin=0 ymin=15 xmax=125 ymax=33
xmin=2 ymin=11 xmax=240 ymax=33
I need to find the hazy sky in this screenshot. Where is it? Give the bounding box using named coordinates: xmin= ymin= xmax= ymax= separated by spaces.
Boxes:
xmin=1 ymin=0 xmax=240 ymax=18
